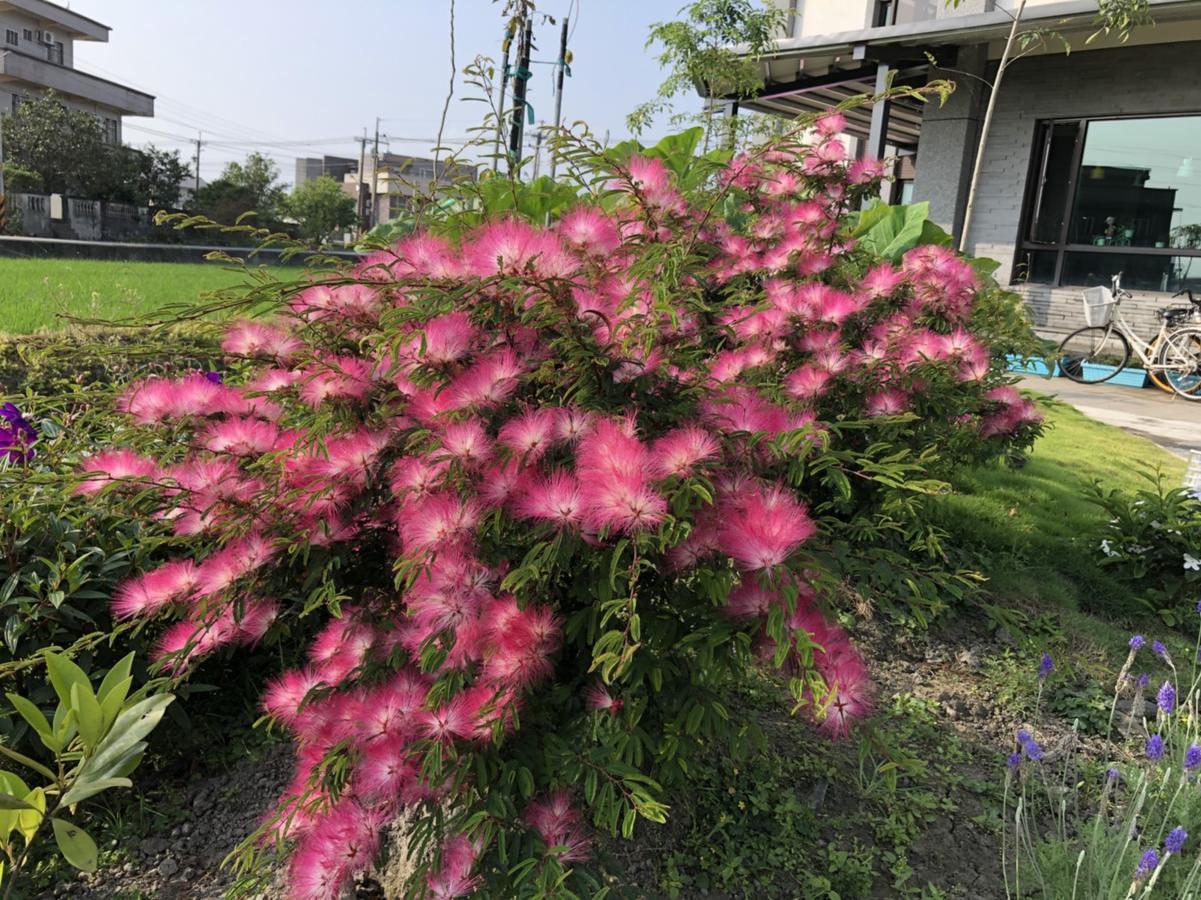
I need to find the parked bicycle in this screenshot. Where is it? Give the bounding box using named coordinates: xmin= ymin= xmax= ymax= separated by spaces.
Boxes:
xmin=1056 ymin=273 xmax=1201 ymax=401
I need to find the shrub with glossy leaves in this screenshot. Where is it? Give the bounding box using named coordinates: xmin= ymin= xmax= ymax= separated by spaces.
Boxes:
xmin=78 ymin=116 xmax=1040 ymax=898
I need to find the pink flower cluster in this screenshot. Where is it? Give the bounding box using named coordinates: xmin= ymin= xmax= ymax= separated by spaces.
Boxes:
xmin=80 ymin=126 xmax=1038 ymax=898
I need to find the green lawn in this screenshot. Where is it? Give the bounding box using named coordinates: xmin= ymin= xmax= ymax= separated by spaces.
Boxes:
xmin=0 ymin=258 xmax=290 ymax=334
xmin=931 ymin=395 xmax=1187 ymax=618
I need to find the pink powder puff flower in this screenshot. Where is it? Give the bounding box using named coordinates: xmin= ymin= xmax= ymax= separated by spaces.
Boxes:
xmin=788 ymin=606 xmax=873 ymax=739
xmin=390 ymin=456 xmax=450 ymax=498
xmin=297 ymin=354 xmax=375 ymax=407
xmin=498 ymin=408 xmax=558 ymax=461
xmin=550 ymin=406 xmax=594 ymax=444
xmin=716 ymin=483 xmax=816 ymax=571
xmin=437 ymin=419 xmax=495 ymax=468
xmin=860 ymin=263 xmax=906 ymax=299
xmin=847 ymin=158 xmax=885 ymax=185
xmin=199 ymin=417 xmax=282 ymax=456
xmin=111 ymin=559 xmax=199 ymax=619
xmin=193 ymin=533 xmax=277 ymax=599
xmin=76 ymin=449 xmax=160 ymax=495
xmin=414 ymin=311 xmax=478 ymax=365
xmin=447 ymin=348 xmax=525 ymax=409
xmin=558 ymin=206 xmax=621 ymax=256
xmin=512 ymin=469 xmax=584 ymax=527
xmin=262 ymin=667 xmax=325 ymax=728
xmin=584 ymin=682 xmax=623 ymax=714
xmin=784 ymin=365 xmax=833 ymax=401
xmin=477 ymin=458 xmax=526 ymax=511
xmin=649 ymin=427 xmax=720 ymax=480
xmin=524 ymin=791 xmax=593 ymax=863
xmin=353 ymin=735 xmax=418 ymax=802
xmin=390 ymin=233 xmax=463 ymax=280
xmin=247 ymin=367 xmax=303 ymax=394
xmin=221 ymin=320 xmax=302 ymax=361
xmin=117 ymin=374 xmax=228 ymax=424
xmin=723 ymin=581 xmax=778 ymax=620
xmin=398 ymin=491 xmax=482 ymax=554
xmin=613 ymin=155 xmax=683 ymax=213
xmin=467 ymin=218 xmax=579 ymax=279
xmin=308 ymin=616 xmax=377 ymax=686
xmin=575 ymin=420 xmax=667 ymax=534
xmin=814 ymin=111 xmax=846 ymax=136
xmin=417 ymin=691 xmax=480 ymax=743
xmin=865 ymin=389 xmax=909 ymax=417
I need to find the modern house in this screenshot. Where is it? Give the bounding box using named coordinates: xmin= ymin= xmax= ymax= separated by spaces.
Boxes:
xmin=0 ymin=0 xmax=153 ymax=143
xmin=739 ymin=0 xmax=1201 ymax=336
xmin=295 ymin=152 xmax=478 ymax=230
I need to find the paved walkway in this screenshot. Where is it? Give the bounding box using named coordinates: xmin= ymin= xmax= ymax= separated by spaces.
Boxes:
xmin=1016 ymin=375 xmax=1201 ymax=459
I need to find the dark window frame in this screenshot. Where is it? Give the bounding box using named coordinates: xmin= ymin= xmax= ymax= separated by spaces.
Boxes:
xmin=1017 ymin=111 xmax=1201 ymax=290
xmin=4 ymin=29 xmax=18 ymax=46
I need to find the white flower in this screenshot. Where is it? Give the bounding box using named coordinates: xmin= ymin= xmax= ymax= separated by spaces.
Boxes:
xmin=1100 ymin=539 xmax=1121 ymax=559
xmin=1184 ymin=553 xmax=1201 ymax=571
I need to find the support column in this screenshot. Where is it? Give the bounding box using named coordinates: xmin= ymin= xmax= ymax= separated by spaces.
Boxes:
xmin=865 ymin=62 xmax=891 ymax=162
xmin=910 ymin=44 xmax=988 ymax=236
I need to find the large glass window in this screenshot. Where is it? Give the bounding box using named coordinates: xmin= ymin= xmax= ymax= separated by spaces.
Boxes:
xmin=1019 ymin=115 xmax=1201 ymax=292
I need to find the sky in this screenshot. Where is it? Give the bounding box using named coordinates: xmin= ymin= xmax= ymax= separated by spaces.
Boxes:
xmin=71 ymin=0 xmax=690 ymax=187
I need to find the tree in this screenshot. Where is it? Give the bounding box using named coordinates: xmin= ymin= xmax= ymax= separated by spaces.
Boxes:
xmin=950 ymin=0 xmax=1153 ymax=252
xmin=628 ymin=0 xmax=784 ymax=150
xmin=284 ymin=176 xmax=358 ymax=245
xmin=190 ymin=152 xmax=286 ymax=226
xmin=0 ymin=91 xmax=107 ymax=196
xmin=86 ymin=145 xmax=191 ymax=208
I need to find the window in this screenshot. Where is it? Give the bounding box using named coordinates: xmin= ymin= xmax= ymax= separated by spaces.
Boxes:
xmin=47 ymin=40 xmax=63 ymax=64
xmin=101 ymin=117 xmax=119 ymax=144
xmin=4 ymin=29 xmax=17 ymax=45
xmin=873 ymin=0 xmax=939 ymax=26
xmin=1019 ymin=115 xmax=1201 ymax=292
xmin=22 ymin=29 xmax=31 ymax=41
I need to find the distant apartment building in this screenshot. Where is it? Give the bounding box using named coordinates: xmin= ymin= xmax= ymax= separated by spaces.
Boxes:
xmin=735 ymin=0 xmax=1201 ymax=336
xmin=0 ymin=0 xmax=153 ymax=143
xmin=295 ymin=152 xmax=478 ymax=228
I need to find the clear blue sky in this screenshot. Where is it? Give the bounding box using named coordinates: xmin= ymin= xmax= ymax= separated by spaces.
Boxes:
xmin=71 ymin=0 xmax=690 ymax=186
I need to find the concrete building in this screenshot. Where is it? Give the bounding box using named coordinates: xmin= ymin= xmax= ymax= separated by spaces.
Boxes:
xmin=738 ymin=0 xmax=1201 ymax=337
xmin=295 ymin=152 xmax=478 ymax=229
xmin=0 ymin=0 xmax=153 ymax=143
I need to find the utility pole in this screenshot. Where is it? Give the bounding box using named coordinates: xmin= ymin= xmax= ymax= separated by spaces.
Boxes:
xmin=370 ymin=116 xmax=381 ymax=230
xmin=356 ymin=128 xmax=369 ymax=234
xmin=492 ymin=14 xmax=518 ymax=173
xmin=193 ymin=132 xmax=202 ymax=195
xmin=0 ymin=111 xmax=6 ymax=200
xmin=507 ymin=16 xmax=533 ymax=172
xmin=548 ymin=14 xmax=569 ymax=179
xmin=532 ymin=123 xmax=543 ymax=179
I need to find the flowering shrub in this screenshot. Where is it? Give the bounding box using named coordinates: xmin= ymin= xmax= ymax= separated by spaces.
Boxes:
xmin=1093 ymin=473 xmax=1201 ymax=626
xmin=1004 ymin=633 xmax=1201 ymax=898
xmin=76 ymin=116 xmax=1040 ymax=897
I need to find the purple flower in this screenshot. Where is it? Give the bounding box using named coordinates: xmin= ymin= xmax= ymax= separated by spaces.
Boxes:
xmin=1186 ymin=745 xmax=1201 ymax=773
xmin=0 ymin=402 xmax=38 ymax=463
xmin=1196 ymin=598 xmax=1201 ymax=615
xmin=1007 ymin=751 xmax=1021 ymax=772
xmin=1166 ymin=826 xmax=1188 ymax=855
xmin=1016 ymin=729 xmax=1032 ymax=745
xmin=1158 ymin=681 xmax=1176 ymax=715
xmin=1137 ymin=672 xmax=1150 ymax=688
xmin=1022 ymin=738 xmax=1043 ymax=762
xmin=1131 ymin=634 xmax=1146 ymax=650
xmin=1136 ymin=848 xmax=1160 ymax=878
xmin=1147 ymin=734 xmax=1165 ymax=761
xmin=1153 ymin=640 xmax=1170 ymax=662
xmin=203 ymin=371 xmax=223 ymax=384
xmin=1107 ymin=767 xmax=1120 ymax=781
xmin=1038 ymin=653 xmax=1054 ymax=681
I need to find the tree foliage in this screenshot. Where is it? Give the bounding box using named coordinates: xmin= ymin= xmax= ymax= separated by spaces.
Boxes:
xmin=191 ymin=152 xmax=286 ymax=226
xmin=284 ymin=176 xmax=358 ymax=245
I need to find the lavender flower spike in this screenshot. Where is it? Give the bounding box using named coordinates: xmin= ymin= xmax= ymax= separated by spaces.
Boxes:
xmin=1157 ymin=681 xmax=1176 ymax=715
xmin=1007 ymin=751 xmax=1021 ymax=772
xmin=1147 ymin=734 xmax=1165 ymax=761
xmin=1153 ymin=640 xmax=1171 ymax=663
xmin=1130 ymin=634 xmax=1146 ymax=650
xmin=1038 ymin=653 xmax=1053 ymax=681
xmin=1186 ymin=745 xmax=1201 ymax=773
xmin=1135 ymin=848 xmax=1159 ymax=879
xmin=1166 ymin=827 xmax=1188 ymax=855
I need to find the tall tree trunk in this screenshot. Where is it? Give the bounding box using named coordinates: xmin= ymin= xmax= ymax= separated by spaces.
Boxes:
xmin=956 ymin=0 xmax=1028 ymax=254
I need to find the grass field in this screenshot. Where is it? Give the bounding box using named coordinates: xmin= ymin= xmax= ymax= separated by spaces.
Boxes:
xmin=933 ymin=396 xmax=1186 ymax=617
xmin=0 ymin=258 xmax=292 ymax=334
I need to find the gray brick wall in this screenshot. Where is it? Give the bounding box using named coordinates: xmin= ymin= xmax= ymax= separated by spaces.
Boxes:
xmin=963 ymin=41 xmax=1201 ymax=283
xmin=1014 ymin=284 xmax=1188 ymax=344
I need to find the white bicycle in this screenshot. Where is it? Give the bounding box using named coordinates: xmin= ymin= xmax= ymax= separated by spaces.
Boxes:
xmin=1056 ymin=273 xmax=1201 ymax=401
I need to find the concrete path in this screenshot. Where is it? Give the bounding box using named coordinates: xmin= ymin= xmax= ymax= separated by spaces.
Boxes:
xmin=1016 ymin=375 xmax=1201 ymax=459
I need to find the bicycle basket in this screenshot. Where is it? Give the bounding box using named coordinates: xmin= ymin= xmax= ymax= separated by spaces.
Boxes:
xmin=1082 ymin=286 xmax=1116 ymax=327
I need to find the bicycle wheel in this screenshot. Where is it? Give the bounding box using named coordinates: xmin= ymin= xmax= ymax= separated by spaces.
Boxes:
xmin=1155 ymin=327 xmax=1201 ymax=400
xmin=1147 ymin=337 xmax=1176 ymax=393
xmin=1056 ymin=326 xmax=1132 ymax=384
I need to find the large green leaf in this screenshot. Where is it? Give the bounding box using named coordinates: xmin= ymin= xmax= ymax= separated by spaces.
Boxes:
xmin=95 ymin=652 xmax=135 ymax=706
xmin=76 ymin=694 xmax=172 ymax=784
xmin=6 ymin=693 xmax=52 ymax=739
xmin=853 ymin=201 xmax=931 ymax=261
xmin=52 ymin=818 xmax=98 ymax=872
xmin=71 ymin=683 xmax=104 ymax=751
xmin=645 ymin=128 xmax=704 ymax=176
xmin=44 ymin=652 xmax=93 ymax=712
xmin=60 ymin=776 xmax=132 ymax=808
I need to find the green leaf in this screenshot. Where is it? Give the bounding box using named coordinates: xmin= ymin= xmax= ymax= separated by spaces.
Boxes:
xmin=71 ymin=684 xmax=104 ymax=751
xmin=0 ymin=745 xmax=56 ymax=782
xmin=52 ymin=818 xmax=98 ymax=872
xmin=96 ymin=653 xmax=135 ymax=705
xmin=0 ymin=793 xmax=36 ymax=811
xmin=853 ymin=201 xmax=931 ymax=261
xmin=45 ymin=652 xmax=93 ymax=712
xmin=76 ymin=694 xmax=172 ymax=784
xmin=18 ymin=787 xmax=44 ymax=843
xmin=60 ymin=776 xmax=132 ymax=808
xmin=6 ymin=693 xmax=52 ymax=738
xmin=98 ymin=677 xmax=133 ymax=733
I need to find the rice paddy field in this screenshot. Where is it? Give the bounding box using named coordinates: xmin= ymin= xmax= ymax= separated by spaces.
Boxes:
xmin=0 ymin=257 xmax=292 ymax=333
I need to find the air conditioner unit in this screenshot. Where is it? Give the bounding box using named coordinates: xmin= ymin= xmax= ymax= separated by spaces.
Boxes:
xmin=42 ymin=30 xmax=55 ymax=45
